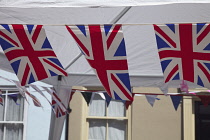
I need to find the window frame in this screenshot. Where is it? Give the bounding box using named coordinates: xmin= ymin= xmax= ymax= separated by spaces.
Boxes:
xmin=85 ymin=93 xmax=131 ymax=140
xmin=0 ymin=86 xmax=28 ymax=140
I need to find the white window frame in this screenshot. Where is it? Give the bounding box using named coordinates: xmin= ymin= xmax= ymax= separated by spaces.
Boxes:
xmin=86 ymin=95 xmax=131 ymax=140
xmin=0 ymin=86 xmax=28 ymax=140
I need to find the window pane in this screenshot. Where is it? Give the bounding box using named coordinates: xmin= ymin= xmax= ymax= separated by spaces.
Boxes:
xmin=199 ymin=104 xmax=210 ymax=114
xmin=0 ymin=96 xmax=5 ymax=121
xmin=88 ymin=119 xmax=106 ymax=140
xmin=108 ymin=120 xmax=126 ymax=140
xmin=89 ymin=94 xmax=106 ymax=116
xmin=6 ymin=94 xmax=24 ymax=121
xmin=5 ymin=124 xmax=23 ymax=140
xmin=0 ymin=124 xmax=4 ymax=139
xmin=108 ymin=100 xmax=125 ymax=117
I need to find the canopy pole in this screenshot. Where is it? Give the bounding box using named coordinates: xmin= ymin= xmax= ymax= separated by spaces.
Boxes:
xmin=110 ymin=6 xmax=131 ymax=23
xmin=48 ymin=75 xmax=62 ymax=140
xmin=64 ymin=51 xmax=82 ymax=70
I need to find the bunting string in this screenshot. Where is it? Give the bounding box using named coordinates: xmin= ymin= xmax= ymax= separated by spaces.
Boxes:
xmin=0 ymin=76 xmax=72 ymax=117
xmin=72 ymin=88 xmax=210 ymax=96
xmin=0 ymin=23 xmax=209 ymax=26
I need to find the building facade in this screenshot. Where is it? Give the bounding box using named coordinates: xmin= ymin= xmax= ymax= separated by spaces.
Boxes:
xmin=68 ymin=86 xmax=210 ymax=140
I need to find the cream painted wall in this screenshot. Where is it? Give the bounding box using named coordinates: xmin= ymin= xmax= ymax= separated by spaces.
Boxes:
xmin=131 ymin=88 xmax=182 ymax=140
xmin=68 ymin=87 xmax=182 ymax=140
xmin=68 ymin=91 xmax=87 ymax=140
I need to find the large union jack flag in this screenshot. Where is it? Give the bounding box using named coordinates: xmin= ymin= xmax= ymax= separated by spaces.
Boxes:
xmin=0 ymin=24 xmax=67 ymax=86
xmin=154 ymin=23 xmax=210 ymax=88
xmin=66 ymin=25 xmax=133 ymax=101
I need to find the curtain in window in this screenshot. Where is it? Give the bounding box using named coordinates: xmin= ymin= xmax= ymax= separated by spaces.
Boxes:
xmin=108 ymin=100 xmax=125 ymax=117
xmin=108 ymin=120 xmax=126 ymax=140
xmin=88 ymin=120 xmax=106 ymax=140
xmin=88 ymin=94 xmax=127 ymax=140
xmin=0 ymin=97 xmax=5 ymax=121
xmin=89 ymin=94 xmax=106 ymax=116
xmin=5 ymin=124 xmax=23 ymax=140
xmin=0 ymin=93 xmax=24 ymax=140
xmin=6 ymin=94 xmax=24 ymax=121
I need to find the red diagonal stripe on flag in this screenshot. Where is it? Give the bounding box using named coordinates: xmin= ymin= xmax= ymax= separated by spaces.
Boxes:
xmin=43 ymin=59 xmax=68 ymax=76
xmin=0 ymin=31 xmax=19 ymax=47
xmin=32 ymin=25 xmax=43 ymax=43
xmin=165 ymin=64 xmax=179 ymax=83
xmin=197 ymin=24 xmax=210 ymax=44
xmin=198 ymin=62 xmax=210 ymax=83
xmin=66 ymin=26 xmax=90 ymax=56
xmin=111 ymin=74 xmax=133 ymax=100
xmin=154 ymin=24 xmax=176 ymax=48
xmin=21 ymin=63 xmax=30 ymax=86
xmin=107 ymin=25 xmax=121 ymax=49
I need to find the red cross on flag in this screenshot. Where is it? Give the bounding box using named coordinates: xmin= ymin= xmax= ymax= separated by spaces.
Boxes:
xmin=0 ymin=24 xmax=67 ymax=86
xmin=66 ymin=25 xmax=133 ymax=101
xmin=154 ymin=23 xmax=210 ymax=88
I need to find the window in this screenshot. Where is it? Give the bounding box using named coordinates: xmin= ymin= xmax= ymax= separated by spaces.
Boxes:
xmin=87 ymin=93 xmax=130 ymax=140
xmin=0 ymin=86 xmax=27 ymax=140
xmin=195 ymin=101 xmax=210 ymax=140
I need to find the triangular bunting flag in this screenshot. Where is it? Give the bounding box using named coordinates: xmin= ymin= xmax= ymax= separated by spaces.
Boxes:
xmin=12 ymin=81 xmax=26 ymax=98
xmin=44 ymin=87 xmax=68 ymax=114
xmin=145 ymin=95 xmax=158 ymax=107
xmin=30 ymin=84 xmax=52 ymax=105
xmin=89 ymin=92 xmax=96 ymax=105
xmin=154 ymin=23 xmax=210 ymax=89
xmin=67 ymin=90 xmax=75 ymax=111
xmin=158 ymin=83 xmax=169 ymax=95
xmin=0 ymin=24 xmax=67 ymax=86
xmin=66 ymin=25 xmax=133 ymax=101
xmin=124 ymin=93 xmax=135 ymax=109
xmin=8 ymin=93 xmax=20 ymax=105
xmin=30 ymin=94 xmax=42 ymax=107
xmin=125 ymin=100 xmax=132 ymax=110
xmin=52 ymin=98 xmax=66 ymax=118
xmin=12 ymin=80 xmax=30 ymax=104
xmin=170 ymin=95 xmax=182 ymax=110
xmin=69 ymin=90 xmax=75 ymax=103
xmin=197 ymin=95 xmax=210 ymax=106
xmin=81 ymin=92 xmax=93 ymax=106
xmin=103 ymin=92 xmax=112 ymax=107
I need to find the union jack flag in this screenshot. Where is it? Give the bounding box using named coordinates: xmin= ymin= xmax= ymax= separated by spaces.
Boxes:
xmin=52 ymin=94 xmax=67 ymax=118
xmin=0 ymin=24 xmax=67 ymax=86
xmin=51 ymin=91 xmax=67 ymax=112
xmin=66 ymin=25 xmax=133 ymax=101
xmin=154 ymin=23 xmax=210 ymax=88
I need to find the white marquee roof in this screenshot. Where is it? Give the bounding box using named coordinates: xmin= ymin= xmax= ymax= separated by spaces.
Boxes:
xmin=1 ymin=1 xmax=210 ymax=140
xmin=0 ymin=0 xmax=210 ymax=7
xmin=0 ymin=2 xmax=209 ymax=88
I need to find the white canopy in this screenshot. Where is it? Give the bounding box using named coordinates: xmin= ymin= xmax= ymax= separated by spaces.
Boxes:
xmin=0 ymin=2 xmax=209 ymax=88
xmin=0 ymin=1 xmax=210 ymax=140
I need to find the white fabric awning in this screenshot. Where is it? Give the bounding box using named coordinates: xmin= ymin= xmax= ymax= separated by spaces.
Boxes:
xmin=0 ymin=3 xmax=209 ymax=88
xmin=0 ymin=1 xmax=210 ymax=7
xmin=1 ymin=2 xmax=209 ymax=140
